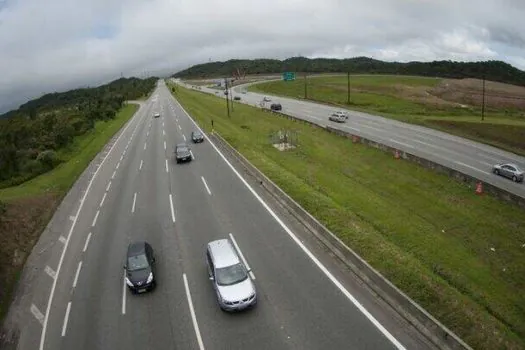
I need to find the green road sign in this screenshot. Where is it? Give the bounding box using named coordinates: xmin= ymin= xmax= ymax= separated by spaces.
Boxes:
xmin=282 ymin=72 xmax=296 ymax=81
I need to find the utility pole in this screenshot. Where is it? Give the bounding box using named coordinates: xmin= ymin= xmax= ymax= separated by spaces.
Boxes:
xmin=224 ymin=78 xmax=230 ymax=118
xmin=229 ymin=79 xmax=234 ymax=112
xmin=304 ymin=74 xmax=308 ymax=99
xmin=347 ymin=71 xmax=351 ymax=104
xmin=481 ymin=74 xmax=486 ymax=121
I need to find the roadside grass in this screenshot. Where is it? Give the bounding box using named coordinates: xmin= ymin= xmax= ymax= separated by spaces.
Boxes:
xmin=0 ymin=103 xmax=138 ymax=322
xmin=0 ymin=103 xmax=138 ymax=201
xmin=171 ymin=84 xmax=525 ymax=350
xmin=251 ymin=75 xmax=525 ymax=156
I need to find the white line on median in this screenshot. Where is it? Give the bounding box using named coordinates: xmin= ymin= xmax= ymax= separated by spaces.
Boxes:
xmin=131 ymin=192 xmax=137 ymax=213
xmin=83 ymin=232 xmax=92 ymax=252
xmin=106 ymin=181 xmax=112 ymax=192
xmin=99 ymin=193 xmax=107 ymax=207
xmin=61 ymin=302 xmax=71 ymax=337
xmin=111 ymin=170 xmax=116 ymax=179
xmin=122 ymin=271 xmax=127 ymax=315
xmin=73 ymin=261 xmax=82 ymax=288
xmin=228 ymin=233 xmax=255 ymax=280
xmin=169 ymin=194 xmax=176 ymax=223
xmin=175 ymin=99 xmax=407 ymax=350
xmin=139 ymin=159 xmax=143 ymax=170
xmin=38 ymin=103 xmax=146 ymax=350
xmin=45 ymin=266 xmax=56 ymax=279
xmin=91 ymin=210 xmax=100 ymax=227
xmin=31 ymin=304 xmax=45 ymax=325
xmin=201 ymin=176 xmax=212 ymax=195
xmin=183 ymin=274 xmax=205 ymax=350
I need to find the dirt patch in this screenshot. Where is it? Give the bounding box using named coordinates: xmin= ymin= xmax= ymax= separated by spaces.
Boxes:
xmin=431 ymin=79 xmax=525 ymax=111
xmin=0 ymin=194 xmax=61 ymax=317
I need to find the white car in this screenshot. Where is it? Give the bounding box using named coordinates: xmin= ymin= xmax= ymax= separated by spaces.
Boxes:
xmin=331 ymin=111 xmax=348 ymax=120
xmin=263 ymin=96 xmax=271 ymax=102
xmin=329 ymin=114 xmax=346 ymax=123
xmin=153 ymin=113 xmax=160 ymax=118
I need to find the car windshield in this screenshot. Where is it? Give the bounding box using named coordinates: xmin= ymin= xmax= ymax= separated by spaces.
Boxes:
xmin=194 ymin=132 xmax=202 ymax=137
xmin=215 ymin=263 xmax=248 ymax=286
xmin=177 ymin=147 xmax=188 ymax=153
xmin=127 ymin=254 xmax=149 ymax=271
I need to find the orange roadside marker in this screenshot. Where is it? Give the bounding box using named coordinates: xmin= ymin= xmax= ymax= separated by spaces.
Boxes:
xmin=475 ymin=181 xmax=483 ymax=195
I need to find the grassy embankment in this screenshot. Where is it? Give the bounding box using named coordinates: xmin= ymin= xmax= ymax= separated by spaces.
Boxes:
xmin=170 ymin=83 xmax=525 ymax=350
xmin=0 ymin=103 xmax=139 ymax=319
xmin=251 ymin=75 xmax=525 ymax=156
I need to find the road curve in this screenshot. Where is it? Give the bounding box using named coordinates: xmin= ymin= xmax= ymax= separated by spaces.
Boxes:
xmin=17 ymin=81 xmax=440 ymax=350
xmin=183 ymin=79 xmax=525 ymax=199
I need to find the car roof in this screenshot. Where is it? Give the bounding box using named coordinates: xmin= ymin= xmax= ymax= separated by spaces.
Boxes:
xmin=207 ymin=239 xmax=240 ymax=268
xmin=176 ymin=143 xmax=188 ymax=148
xmin=127 ymin=241 xmax=148 ymax=256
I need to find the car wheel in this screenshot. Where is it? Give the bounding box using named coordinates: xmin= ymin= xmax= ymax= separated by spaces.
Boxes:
xmin=494 ymin=169 xmax=499 ymax=175
xmin=512 ymin=175 xmax=518 ymax=182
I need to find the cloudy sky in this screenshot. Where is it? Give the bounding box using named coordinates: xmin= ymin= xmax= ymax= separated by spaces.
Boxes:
xmin=1 ymin=0 xmax=524 ymax=113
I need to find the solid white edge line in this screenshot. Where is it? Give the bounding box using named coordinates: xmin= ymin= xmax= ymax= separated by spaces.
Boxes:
xmin=131 ymin=192 xmax=137 ymax=213
xmin=165 ymin=159 xmax=169 ymax=173
xmin=72 ymin=261 xmax=82 ymax=288
xmin=91 ymin=210 xmax=100 ymax=227
xmin=39 ymin=103 xmax=147 ymax=350
xmin=228 ymin=233 xmax=255 ymax=280
xmin=183 ymin=274 xmax=205 ymax=350
xmin=139 ymin=159 xmax=143 ymax=170
xmin=200 ymin=176 xmax=212 ymax=196
xmin=174 ymin=97 xmax=406 ymax=350
xmin=106 ymin=181 xmax=112 ymax=192
xmin=61 ymin=302 xmax=72 ymax=337
xmin=455 ymin=161 xmax=489 ymax=174
xmin=122 ymin=271 xmax=127 ymax=315
xmin=83 ymin=232 xmax=92 ymax=252
xmin=169 ymin=194 xmax=176 ymax=223
xmin=99 ymin=192 xmax=107 ymax=207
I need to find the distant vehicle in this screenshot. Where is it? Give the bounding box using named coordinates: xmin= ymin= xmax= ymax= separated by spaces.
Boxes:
xmin=224 ymin=90 xmax=229 ymax=95
xmin=174 ymin=143 xmax=192 ymax=163
xmin=270 ymin=103 xmax=282 ymax=111
xmin=191 ymin=130 xmax=204 ymax=143
xmin=331 ymin=111 xmax=348 ymax=120
xmin=492 ymin=163 xmax=524 ymax=182
xmin=153 ymin=113 xmax=160 ymax=118
xmin=329 ymin=114 xmax=346 ymax=123
xmin=206 ymin=239 xmax=256 ymax=311
xmin=124 ymin=241 xmax=156 ymax=294
xmin=234 ymin=96 xmax=241 ymax=101
xmin=263 ymin=96 xmax=271 ymax=102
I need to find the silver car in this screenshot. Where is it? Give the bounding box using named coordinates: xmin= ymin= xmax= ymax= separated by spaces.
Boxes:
xmin=329 ymin=114 xmax=346 ymax=123
xmin=492 ymin=163 xmax=524 ymax=183
xmin=206 ymin=239 xmax=256 ymax=311
xmin=331 ymin=111 xmax=348 ymax=120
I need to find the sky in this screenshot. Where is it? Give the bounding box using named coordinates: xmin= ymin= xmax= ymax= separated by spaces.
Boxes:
xmin=1 ymin=0 xmax=524 ymax=113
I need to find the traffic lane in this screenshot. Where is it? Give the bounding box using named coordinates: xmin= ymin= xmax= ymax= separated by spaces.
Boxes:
xmin=56 ymin=100 xmax=154 ymax=349
xmin=164 ymin=158 xmax=295 ymax=350
xmin=167 ymin=97 xmax=404 ymax=349
xmin=118 ymin=115 xmax=198 ymax=350
xmin=41 ymin=101 xmax=151 ymax=350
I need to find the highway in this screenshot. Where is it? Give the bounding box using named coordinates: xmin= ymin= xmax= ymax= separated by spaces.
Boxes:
xmin=16 ymin=80 xmax=440 ymax=350
xmin=186 ymin=79 xmax=525 ymax=199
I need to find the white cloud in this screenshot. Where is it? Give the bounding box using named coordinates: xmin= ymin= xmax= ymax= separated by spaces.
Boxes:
xmin=0 ymin=0 xmax=524 ymax=112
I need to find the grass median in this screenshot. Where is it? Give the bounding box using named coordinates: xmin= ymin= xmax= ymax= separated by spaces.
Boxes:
xmin=0 ymin=103 xmax=139 ymax=320
xmin=171 ymin=84 xmax=525 ymax=349
xmin=251 ymin=75 xmax=525 ymax=156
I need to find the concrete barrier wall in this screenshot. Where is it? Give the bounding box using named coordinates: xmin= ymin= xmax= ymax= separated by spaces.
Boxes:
xmin=209 ymin=132 xmax=473 ymax=350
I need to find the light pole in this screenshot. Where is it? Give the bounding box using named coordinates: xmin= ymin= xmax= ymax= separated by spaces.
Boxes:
xmin=481 ymin=74 xmax=486 ymax=121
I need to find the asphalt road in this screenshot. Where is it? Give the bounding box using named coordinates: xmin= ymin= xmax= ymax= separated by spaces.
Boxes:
xmin=185 ymin=79 xmax=525 ymax=199
xmin=24 ymin=80 xmax=440 ymax=350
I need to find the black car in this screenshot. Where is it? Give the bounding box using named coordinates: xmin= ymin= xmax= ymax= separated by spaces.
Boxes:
xmin=270 ymin=103 xmax=282 ymax=111
xmin=124 ymin=241 xmax=156 ymax=294
xmin=234 ymin=96 xmax=241 ymax=101
xmin=175 ymin=143 xmax=192 ymax=163
xmin=191 ymin=131 xmax=204 ymax=143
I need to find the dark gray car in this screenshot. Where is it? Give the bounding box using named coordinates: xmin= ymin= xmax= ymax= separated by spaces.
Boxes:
xmin=124 ymin=241 xmax=156 ymax=294
xmin=492 ymin=163 xmax=524 ymax=182
xmin=175 ymin=143 xmax=192 ymax=163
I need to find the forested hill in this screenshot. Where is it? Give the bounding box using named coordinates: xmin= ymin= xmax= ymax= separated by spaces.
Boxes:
xmin=0 ymin=77 xmax=157 ymax=187
xmin=173 ymin=56 xmax=525 ymax=87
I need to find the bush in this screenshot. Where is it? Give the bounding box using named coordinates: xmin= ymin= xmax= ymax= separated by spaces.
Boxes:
xmin=36 ymin=150 xmax=59 ymax=170
xmin=21 ymin=159 xmax=44 ymax=174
